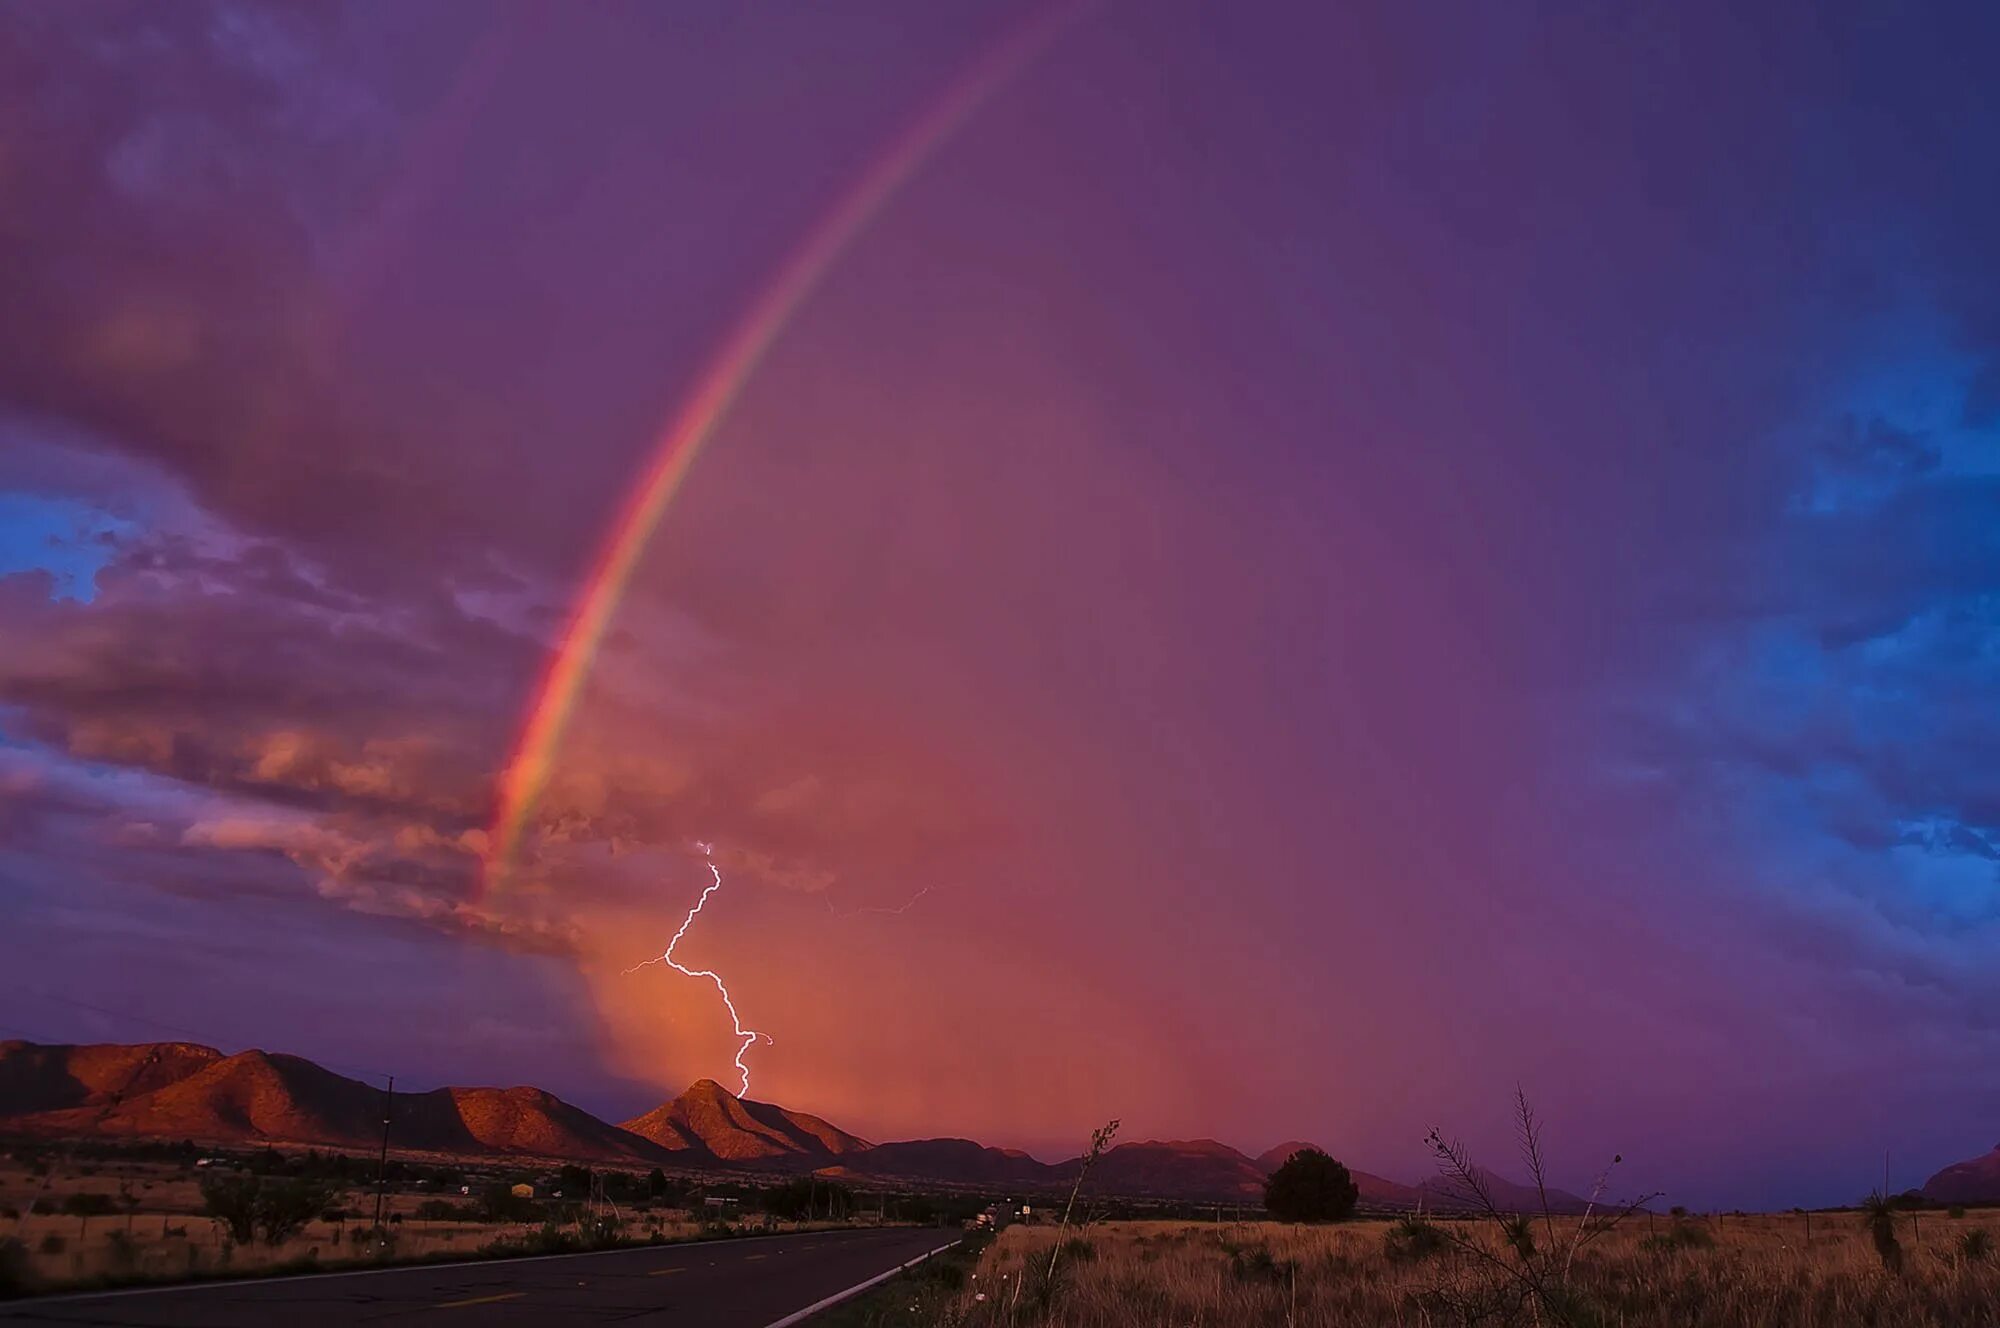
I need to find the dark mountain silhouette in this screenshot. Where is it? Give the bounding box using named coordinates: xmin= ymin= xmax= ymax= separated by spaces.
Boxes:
xmin=1065 ymin=1138 xmax=1267 ymax=1199
xmin=1254 ymin=1141 xmax=1321 ymax=1173
xmin=1923 ymin=1145 xmax=2000 ymax=1204
xmin=0 ymin=1040 xmax=1600 ymax=1207
xmin=618 ymin=1078 xmax=869 ymax=1165
xmin=1416 ymin=1165 xmax=1596 ymax=1215
xmin=827 ymin=1138 xmax=1060 ymax=1187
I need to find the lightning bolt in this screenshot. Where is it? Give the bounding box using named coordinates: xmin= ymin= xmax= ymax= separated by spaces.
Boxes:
xmin=625 ymin=845 xmax=770 ymax=1095
xmin=825 ymin=886 xmax=932 ymax=918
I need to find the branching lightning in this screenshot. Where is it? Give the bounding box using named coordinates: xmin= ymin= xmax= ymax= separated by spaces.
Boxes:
xmin=825 ymin=886 xmax=931 ymax=918
xmin=624 ymin=844 xmax=770 ymax=1095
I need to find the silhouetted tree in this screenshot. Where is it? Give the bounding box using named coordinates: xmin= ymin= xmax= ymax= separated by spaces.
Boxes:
xmin=761 ymin=1176 xmax=850 ymax=1220
xmin=200 ymin=1174 xmax=259 ymax=1244
xmin=199 ymin=1174 xmax=337 ymax=1246
xmin=1263 ymin=1148 xmax=1358 ymax=1223
xmin=254 ymin=1178 xmax=336 ymax=1245
xmin=475 ymin=1183 xmax=539 ymax=1223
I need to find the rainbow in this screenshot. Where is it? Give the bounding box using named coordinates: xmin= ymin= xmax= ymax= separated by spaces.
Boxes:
xmin=485 ymin=5 xmax=1082 ymax=891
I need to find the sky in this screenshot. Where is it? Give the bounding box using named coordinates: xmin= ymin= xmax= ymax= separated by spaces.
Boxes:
xmin=2 ymin=1 xmax=1999 ymax=1211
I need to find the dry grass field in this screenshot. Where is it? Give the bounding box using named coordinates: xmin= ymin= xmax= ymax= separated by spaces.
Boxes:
xmin=0 ymin=1156 xmax=835 ymax=1293
xmin=891 ymin=1213 xmax=2000 ymax=1327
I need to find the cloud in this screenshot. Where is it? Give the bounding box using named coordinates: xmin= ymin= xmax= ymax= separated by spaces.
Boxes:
xmin=1578 ymin=360 xmax=2000 ymax=1008
xmin=0 ymin=425 xmax=998 ymax=954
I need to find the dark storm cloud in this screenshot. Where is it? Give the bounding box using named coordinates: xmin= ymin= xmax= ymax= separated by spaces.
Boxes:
xmin=0 ymin=3 xmax=628 ymax=596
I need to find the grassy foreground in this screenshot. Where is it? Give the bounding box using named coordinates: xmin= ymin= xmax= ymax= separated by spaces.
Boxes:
xmin=868 ymin=1214 xmax=2000 ymax=1327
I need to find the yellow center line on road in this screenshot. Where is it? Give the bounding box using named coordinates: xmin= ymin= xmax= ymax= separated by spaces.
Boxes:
xmin=431 ymin=1291 xmax=525 ymax=1309
xmin=647 ymin=1267 xmax=687 ymax=1277
xmin=742 ymin=1253 xmax=768 ymax=1262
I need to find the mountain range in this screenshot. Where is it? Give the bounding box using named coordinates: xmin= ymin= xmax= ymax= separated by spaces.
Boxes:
xmin=1921 ymin=1145 xmax=2000 ymax=1205
xmin=3 ymin=1039 xmax=1636 ymax=1209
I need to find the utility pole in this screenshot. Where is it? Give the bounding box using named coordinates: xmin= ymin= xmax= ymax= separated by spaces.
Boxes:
xmin=372 ymin=1075 xmax=395 ymax=1229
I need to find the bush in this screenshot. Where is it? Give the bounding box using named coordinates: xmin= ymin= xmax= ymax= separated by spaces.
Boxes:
xmin=200 ymin=1174 xmax=338 ymax=1246
xmin=1643 ymin=1217 xmax=1715 ymax=1252
xmin=200 ymin=1174 xmax=260 ymax=1244
xmin=59 ymin=1193 xmax=117 ymax=1218
xmin=1264 ymin=1149 xmax=1359 ymax=1223
xmin=353 ymin=1226 xmax=399 ymax=1258
xmin=760 ymin=1176 xmax=852 ymax=1221
xmin=527 ymin=1223 xmax=582 ymax=1255
xmin=1384 ymin=1217 xmax=1448 ymax=1263
xmin=104 ymin=1228 xmax=139 ymax=1273
xmin=475 ymin=1183 xmax=540 ymax=1223
xmin=1958 ymin=1229 xmax=1994 ymax=1264
xmin=1230 ymin=1246 xmax=1293 ymax=1284
xmin=37 ymin=1235 xmax=65 ymax=1256
xmin=1862 ymin=1193 xmax=1904 ymax=1274
xmin=0 ymin=1238 xmax=34 ymax=1297
xmin=1057 ymin=1238 xmax=1095 ymax=1265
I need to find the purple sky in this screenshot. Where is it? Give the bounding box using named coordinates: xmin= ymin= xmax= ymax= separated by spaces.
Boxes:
xmin=4 ymin=1 xmax=2000 ymax=1209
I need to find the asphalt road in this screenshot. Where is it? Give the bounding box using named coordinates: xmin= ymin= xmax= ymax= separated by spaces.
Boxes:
xmin=0 ymin=1228 xmax=959 ymax=1327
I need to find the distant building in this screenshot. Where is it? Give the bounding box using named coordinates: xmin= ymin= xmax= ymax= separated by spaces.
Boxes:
xmin=510 ymin=1183 xmax=535 ymax=1199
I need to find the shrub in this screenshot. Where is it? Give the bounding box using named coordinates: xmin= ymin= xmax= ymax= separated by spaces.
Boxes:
xmin=1230 ymin=1246 xmax=1293 ymax=1284
xmin=475 ymin=1183 xmax=540 ymax=1223
xmin=200 ymin=1174 xmax=260 ymax=1244
xmin=0 ymin=1238 xmax=34 ymax=1297
xmin=353 ymin=1226 xmax=399 ymax=1258
xmin=761 ymin=1176 xmax=852 ymax=1221
xmin=1861 ymin=1192 xmax=1904 ymax=1274
xmin=104 ymin=1228 xmax=139 ymax=1273
xmin=1263 ymin=1149 xmax=1359 ymax=1223
xmin=1383 ymin=1217 xmax=1448 ymax=1263
xmin=37 ymin=1235 xmax=65 ymax=1256
xmin=59 ymin=1193 xmax=117 ymax=1218
xmin=916 ymin=1259 xmax=966 ymax=1291
xmin=527 ymin=1222 xmax=583 ymax=1255
xmin=1643 ymin=1217 xmax=1715 ymax=1252
xmin=1957 ymin=1228 xmax=1993 ymax=1264
xmin=256 ymin=1178 xmax=338 ymax=1245
xmin=202 ymin=1174 xmax=338 ymax=1246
